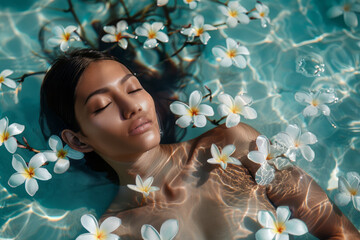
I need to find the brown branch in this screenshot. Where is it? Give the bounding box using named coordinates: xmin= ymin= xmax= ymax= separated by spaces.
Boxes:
xmin=14 ymin=71 xmax=47 ymax=83
xmin=17 ymin=137 xmax=41 ymax=153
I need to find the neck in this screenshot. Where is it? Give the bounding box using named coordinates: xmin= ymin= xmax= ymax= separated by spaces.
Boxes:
xmin=101 ymin=144 xmax=171 ymax=186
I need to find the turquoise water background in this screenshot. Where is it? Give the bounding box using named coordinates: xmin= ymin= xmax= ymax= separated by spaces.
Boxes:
xmin=0 ymin=0 xmax=359 ymax=239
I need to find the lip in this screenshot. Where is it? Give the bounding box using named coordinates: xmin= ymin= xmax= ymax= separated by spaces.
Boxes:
xmin=129 ymin=118 xmax=153 ymax=136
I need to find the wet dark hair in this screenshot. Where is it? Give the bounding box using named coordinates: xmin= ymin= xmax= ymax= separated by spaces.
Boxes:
xmin=40 ymin=48 xmax=183 ymax=183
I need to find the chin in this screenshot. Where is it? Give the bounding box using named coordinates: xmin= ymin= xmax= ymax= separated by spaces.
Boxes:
xmin=132 ymin=129 xmax=161 ymax=151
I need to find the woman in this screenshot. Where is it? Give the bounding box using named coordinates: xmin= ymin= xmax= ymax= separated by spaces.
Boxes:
xmin=40 ymin=49 xmax=359 ymax=239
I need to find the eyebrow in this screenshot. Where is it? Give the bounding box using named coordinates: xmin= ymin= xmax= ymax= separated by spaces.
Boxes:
xmin=84 ymin=73 xmax=134 ymax=105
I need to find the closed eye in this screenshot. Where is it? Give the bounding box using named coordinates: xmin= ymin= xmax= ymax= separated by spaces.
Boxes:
xmin=93 ymin=102 xmax=111 ymax=114
xmin=129 ymin=88 xmax=143 ymax=94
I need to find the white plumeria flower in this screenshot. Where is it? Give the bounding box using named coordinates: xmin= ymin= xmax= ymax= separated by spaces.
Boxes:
xmin=251 ymin=3 xmax=271 ymax=28
xmin=212 ymin=38 xmax=250 ymax=69
xmin=327 ymin=0 xmax=360 ymax=27
xmin=101 ymin=20 xmax=136 ymax=50
xmin=274 ymin=124 xmax=317 ymax=162
xmin=170 ymin=90 xmax=214 ymax=128
xmin=247 ymin=135 xmax=283 ymax=185
xmin=141 ymin=219 xmax=179 ymax=240
xmin=43 ymin=135 xmax=84 ymax=174
xmin=334 ymin=172 xmax=360 ymax=211
xmin=256 ymin=206 xmax=308 ymax=240
xmin=217 ymin=93 xmax=257 ymax=128
xmin=8 ymin=153 xmax=52 ymax=196
xmin=295 ymin=90 xmax=336 ymax=117
xmin=47 ymin=25 xmax=80 ymax=52
xmin=183 ymin=0 xmax=200 ymax=9
xmin=0 ymin=117 xmax=24 ymax=154
xmin=207 ymin=144 xmax=241 ymax=170
xmin=127 ymin=174 xmax=160 ymax=198
xmin=218 ymin=1 xmax=250 ymax=28
xmin=157 ymin=0 xmax=169 ymax=7
xmin=76 ymin=214 xmax=121 ymax=240
xmin=135 ymin=22 xmax=169 ymax=49
xmin=0 ymin=69 xmax=17 ymax=90
xmin=180 ymin=15 xmax=217 ymax=45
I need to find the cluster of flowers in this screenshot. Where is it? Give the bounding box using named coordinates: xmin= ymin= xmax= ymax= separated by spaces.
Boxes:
xmin=47 ymin=1 xmax=271 ymax=69
xmin=327 ymin=0 xmax=360 ymax=28
xmin=1 ymin=116 xmax=84 ymax=196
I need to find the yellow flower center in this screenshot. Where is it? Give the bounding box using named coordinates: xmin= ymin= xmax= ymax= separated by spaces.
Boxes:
xmin=63 ymin=32 xmax=71 ymax=41
xmin=311 ymin=99 xmax=318 ymax=107
xmin=294 ymin=141 xmax=300 ymax=148
xmin=260 ymin=12 xmax=265 ymax=17
xmin=229 ymin=10 xmax=238 ymax=17
xmin=218 ymin=155 xmax=227 ymax=163
xmin=25 ymin=167 xmax=35 ymax=179
xmin=148 ymin=30 xmax=156 ymax=39
xmin=57 ymin=149 xmax=68 ymax=159
xmin=141 ymin=186 xmax=150 ymax=194
xmin=349 ymin=188 xmax=358 ymax=196
xmin=95 ymin=229 xmax=107 ymax=240
xmin=0 ymin=131 xmax=10 ymax=143
xmin=115 ymin=32 xmax=123 ymax=41
xmin=188 ymin=107 xmax=199 ymax=116
xmin=230 ymin=104 xmax=240 ymax=114
xmin=0 ymin=76 xmax=4 ymax=83
xmin=266 ymin=154 xmax=272 ymax=160
xmin=195 ymin=28 xmax=204 ymax=36
xmin=186 ymin=0 xmax=193 ymax=3
xmin=274 ymin=222 xmax=286 ymax=234
xmin=227 ymin=49 xmax=237 ymax=58
xmin=343 ymin=4 xmax=351 ymax=12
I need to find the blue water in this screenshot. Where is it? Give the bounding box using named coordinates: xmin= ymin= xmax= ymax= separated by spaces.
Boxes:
xmin=0 ymin=0 xmax=359 ymax=239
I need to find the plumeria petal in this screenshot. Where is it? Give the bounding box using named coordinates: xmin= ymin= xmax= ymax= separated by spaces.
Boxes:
xmin=75 ymin=233 xmax=96 ymax=240
xmin=4 ymin=137 xmax=18 ymax=153
xmin=277 ymin=233 xmax=290 ymax=240
xmin=318 ymin=104 xmax=330 ymax=116
xmin=141 ymin=224 xmax=161 ymax=240
xmin=220 ymin=57 xmax=233 ymax=67
xmin=299 ymin=132 xmax=317 ymax=145
xmin=327 ymin=6 xmax=343 ymax=18
xmin=64 ymin=25 xmax=77 ymax=33
xmin=118 ymin=39 xmax=128 ymax=49
xmin=103 ymin=25 xmax=116 ymax=35
xmin=144 ymin=38 xmax=158 ymax=49
xmin=233 ymin=55 xmax=247 ymax=68
xmin=100 ymin=216 xmax=122 ymax=233
xmin=54 ymin=158 xmax=70 ymax=174
xmin=285 ymin=124 xmax=300 ymax=140
xmin=285 ymin=219 xmax=308 ymax=235
xmin=81 ymin=214 xmax=98 ymax=234
xmin=3 ymin=78 xmax=17 ymax=89
xmin=49 ymin=135 xmax=63 ymax=152
xmin=299 ymin=145 xmax=315 ymax=162
xmin=157 ymin=0 xmax=169 ymax=6
xmin=60 ymin=41 xmax=70 ymax=52
xmin=176 ymin=115 xmax=192 ymax=128
xmin=353 ymin=196 xmax=360 ymax=211
xmin=255 ymin=163 xmax=275 ymax=185
xmin=34 ymin=168 xmax=52 ymax=181
xmin=303 ymin=105 xmax=318 ymax=117
xmin=0 ymin=117 xmax=8 ymax=133
xmin=222 ymin=144 xmax=236 ymax=156
xmin=8 ymin=173 xmax=26 ymax=187
xmin=344 ymin=11 xmax=358 ymax=27
xmin=193 ymin=115 xmax=206 ymax=127
xmin=258 ymin=210 xmax=276 ymax=229
xmin=211 ymin=144 xmax=221 ymax=159
xmin=7 ymin=123 xmax=24 ymax=136
xmin=276 ymin=206 xmax=291 ymax=223
xmin=226 ymin=17 xmax=238 ymax=28
xmin=217 ymin=104 xmax=231 ymax=117
xmin=64 ymin=145 xmax=84 ymax=159
xmin=247 ymin=151 xmax=266 ymax=164
xmin=198 ymin=104 xmax=214 ymax=116
xmin=43 ymin=151 xmax=58 ymax=162
xmin=143 ymin=176 xmax=154 ymax=187
xmin=160 ymin=219 xmax=179 ymax=240
xmin=170 ymin=102 xmax=190 ymax=115
xmin=255 ymin=228 xmax=276 ymax=240
xmin=156 ymin=31 xmax=169 ymax=43
xmin=1 ymin=69 xmax=13 ymax=77
xmin=102 ymin=34 xmax=116 ymax=43
xmin=116 ymin=21 xmax=128 ymax=32
xmin=135 ymin=26 xmax=148 ymax=37
xmin=29 ymin=153 xmax=47 ymax=169
xmin=12 ymin=154 xmax=27 ymax=173
xmin=256 ymin=135 xmax=269 ymax=156
xmin=295 ymin=92 xmax=312 ymax=104
xmin=25 ymin=178 xmax=39 ymax=196
xmin=242 ymin=106 xmax=257 ymax=119
xmin=199 ymin=32 xmax=211 ymax=45
xmin=189 ymin=90 xmax=202 ymax=108
xmin=338 ymin=176 xmax=351 ymax=193
xmin=226 ymin=113 xmax=240 ymax=128
xmin=212 ymin=47 xmax=227 ymax=58
xmin=335 ymin=192 xmax=351 ymax=206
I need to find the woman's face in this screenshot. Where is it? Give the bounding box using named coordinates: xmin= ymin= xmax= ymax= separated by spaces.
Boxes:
xmin=73 ymin=60 xmax=161 ymax=161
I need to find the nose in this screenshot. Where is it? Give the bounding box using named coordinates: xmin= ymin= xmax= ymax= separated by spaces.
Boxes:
xmin=118 ymin=95 xmax=143 ymax=120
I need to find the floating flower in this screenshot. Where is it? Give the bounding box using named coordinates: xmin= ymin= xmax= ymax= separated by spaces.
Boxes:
xmin=274 ymin=124 xmax=317 ymax=162
xmin=183 ymin=0 xmax=200 ymax=9
xmin=101 ymin=20 xmax=136 ymax=50
xmin=180 ymin=15 xmax=217 ymax=45
xmin=0 ymin=69 xmax=17 ymax=90
xmin=212 ymin=38 xmax=250 ymax=68
xmin=218 ymin=1 xmax=249 ymax=28
xmin=141 ymin=219 xmax=179 ymax=240
xmin=327 ymin=0 xmax=360 ymax=27
xmin=76 ymin=214 xmax=121 ymax=240
xmin=247 ymin=135 xmax=282 ymax=185
xmin=8 ymin=153 xmax=52 ymax=196
xmin=256 ymin=206 xmax=308 ymax=240
xmin=0 ymin=117 xmax=25 ymax=154
xmin=217 ymin=93 xmax=257 ymax=128
xmin=251 ymin=3 xmax=271 ymax=28
xmin=295 ymin=89 xmax=336 ymax=117
xmin=207 ymin=144 xmax=241 ymax=170
xmin=157 ymin=0 xmax=169 ymax=7
xmin=334 ymin=172 xmax=360 ymax=211
xmin=43 ymin=135 xmax=84 ymax=174
xmin=127 ymin=174 xmax=160 ymax=198
xmin=135 ymin=22 xmax=169 ymax=49
xmin=170 ymin=90 xmax=214 ymax=128
xmin=47 ymin=25 xmax=80 ymax=52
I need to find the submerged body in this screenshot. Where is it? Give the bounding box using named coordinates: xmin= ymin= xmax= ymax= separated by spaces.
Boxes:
xmin=101 ymin=124 xmax=359 ymax=240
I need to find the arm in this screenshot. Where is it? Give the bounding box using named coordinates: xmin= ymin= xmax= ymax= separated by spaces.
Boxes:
xmin=221 ymin=123 xmax=360 ymax=239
